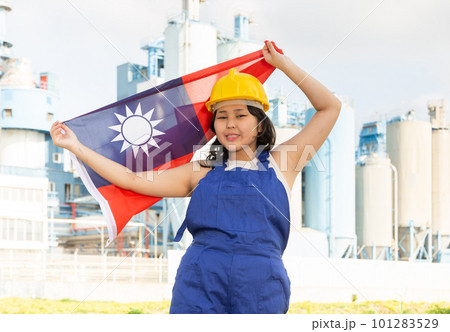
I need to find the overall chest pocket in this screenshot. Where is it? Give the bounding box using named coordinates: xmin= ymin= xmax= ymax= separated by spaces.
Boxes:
xmin=217 ymin=184 xmax=267 ymax=233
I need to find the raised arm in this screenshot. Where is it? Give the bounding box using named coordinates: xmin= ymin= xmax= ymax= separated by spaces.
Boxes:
xmin=263 ymin=41 xmax=342 ymax=174
xmin=50 ymin=121 xmax=194 ymax=197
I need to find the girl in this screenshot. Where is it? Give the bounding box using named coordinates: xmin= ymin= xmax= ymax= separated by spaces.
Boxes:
xmin=50 ymin=41 xmax=341 ymax=314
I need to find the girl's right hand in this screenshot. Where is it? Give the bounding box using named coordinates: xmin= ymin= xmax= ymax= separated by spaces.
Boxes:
xmin=50 ymin=121 xmax=80 ymax=152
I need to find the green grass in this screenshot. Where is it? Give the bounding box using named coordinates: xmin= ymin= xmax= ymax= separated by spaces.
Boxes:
xmin=0 ymin=298 xmax=171 ymax=314
xmin=287 ymin=301 xmax=450 ymax=314
xmin=0 ymin=298 xmax=449 ymax=314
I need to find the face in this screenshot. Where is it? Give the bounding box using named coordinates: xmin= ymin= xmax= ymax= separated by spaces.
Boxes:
xmin=213 ymin=103 xmax=261 ymax=160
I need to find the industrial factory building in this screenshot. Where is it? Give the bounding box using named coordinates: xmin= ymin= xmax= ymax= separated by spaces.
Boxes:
xmin=0 ymin=0 xmax=449 ymax=303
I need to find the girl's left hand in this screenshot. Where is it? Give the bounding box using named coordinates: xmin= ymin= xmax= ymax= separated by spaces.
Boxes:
xmin=262 ymin=40 xmax=290 ymax=71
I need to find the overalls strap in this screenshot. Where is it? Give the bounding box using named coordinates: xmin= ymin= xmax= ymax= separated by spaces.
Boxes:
xmin=173 ymin=149 xmax=270 ymax=242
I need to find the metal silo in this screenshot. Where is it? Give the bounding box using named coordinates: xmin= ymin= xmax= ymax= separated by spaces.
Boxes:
xmin=0 ymin=58 xmax=59 ymax=170
xmin=386 ymin=113 xmax=432 ymax=261
xmin=432 ymin=129 xmax=450 ymax=236
xmin=355 ymin=154 xmax=393 ymax=259
xmin=304 ymin=99 xmax=356 ymax=258
xmin=428 ymin=99 xmax=450 ymax=262
xmin=428 ymin=100 xmax=450 ymax=236
xmin=386 ymin=118 xmax=432 ymax=228
xmin=164 ymin=0 xmax=217 ymax=80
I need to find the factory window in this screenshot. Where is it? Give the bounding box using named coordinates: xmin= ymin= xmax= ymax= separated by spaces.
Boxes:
xmin=2 ymin=108 xmax=12 ymax=118
xmin=53 ymin=153 xmax=62 ymax=163
xmin=48 ymin=182 xmax=56 ymax=193
xmin=65 ymin=183 xmax=72 ymax=201
xmin=47 ymin=112 xmax=54 ymax=121
xmin=25 ymin=189 xmax=34 ymax=202
xmin=16 ymin=219 xmax=26 ymax=241
xmin=74 ymin=184 xmax=80 ymax=197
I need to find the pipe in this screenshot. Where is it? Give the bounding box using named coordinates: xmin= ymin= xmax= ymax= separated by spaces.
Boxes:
xmin=71 ymin=203 xmax=76 ymax=219
xmin=428 ymin=227 xmax=433 ymax=262
xmin=184 ymin=17 xmax=190 ymax=75
xmin=436 ymin=231 xmax=441 ymax=262
xmin=326 ymin=138 xmax=334 ymax=257
xmin=101 ymin=225 xmax=104 ymax=255
xmin=138 ymin=224 xmax=142 ymax=258
xmin=390 ymin=164 xmax=398 ymax=261
xmin=409 ymin=220 xmax=415 ymax=261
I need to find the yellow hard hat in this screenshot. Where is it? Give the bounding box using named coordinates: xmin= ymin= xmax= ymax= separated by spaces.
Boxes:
xmin=205 ymin=68 xmax=270 ymax=112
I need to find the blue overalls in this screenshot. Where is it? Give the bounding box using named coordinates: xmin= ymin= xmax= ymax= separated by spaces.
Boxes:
xmin=170 ymin=149 xmax=291 ymax=314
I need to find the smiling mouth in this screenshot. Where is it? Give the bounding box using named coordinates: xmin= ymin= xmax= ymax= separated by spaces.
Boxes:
xmin=226 ymin=134 xmax=240 ymax=140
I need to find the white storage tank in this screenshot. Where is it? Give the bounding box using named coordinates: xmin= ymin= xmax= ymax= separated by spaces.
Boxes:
xmin=164 ymin=19 xmax=217 ymax=80
xmin=432 ymin=128 xmax=450 ymax=235
xmin=355 ymin=154 xmax=393 ymax=247
xmin=386 ymin=120 xmax=432 ymax=228
xmin=0 ymin=129 xmax=46 ymax=168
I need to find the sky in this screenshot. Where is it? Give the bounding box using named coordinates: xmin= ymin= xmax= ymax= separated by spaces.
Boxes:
xmin=5 ymin=0 xmax=450 ymax=138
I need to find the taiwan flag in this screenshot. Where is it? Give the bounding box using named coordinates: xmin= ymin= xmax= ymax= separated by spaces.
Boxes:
xmin=65 ymin=43 xmax=282 ymax=247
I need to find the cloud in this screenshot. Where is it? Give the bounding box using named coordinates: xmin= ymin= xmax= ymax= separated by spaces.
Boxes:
xmin=4 ymin=0 xmax=449 ymax=124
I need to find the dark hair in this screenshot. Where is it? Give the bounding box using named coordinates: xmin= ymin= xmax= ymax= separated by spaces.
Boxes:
xmin=199 ymin=105 xmax=276 ymax=168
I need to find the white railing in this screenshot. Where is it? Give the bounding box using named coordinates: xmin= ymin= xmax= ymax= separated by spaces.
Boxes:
xmin=0 ymin=250 xmax=168 ymax=283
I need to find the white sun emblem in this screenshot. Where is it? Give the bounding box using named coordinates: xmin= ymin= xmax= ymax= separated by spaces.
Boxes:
xmin=109 ymin=103 xmax=164 ymax=157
